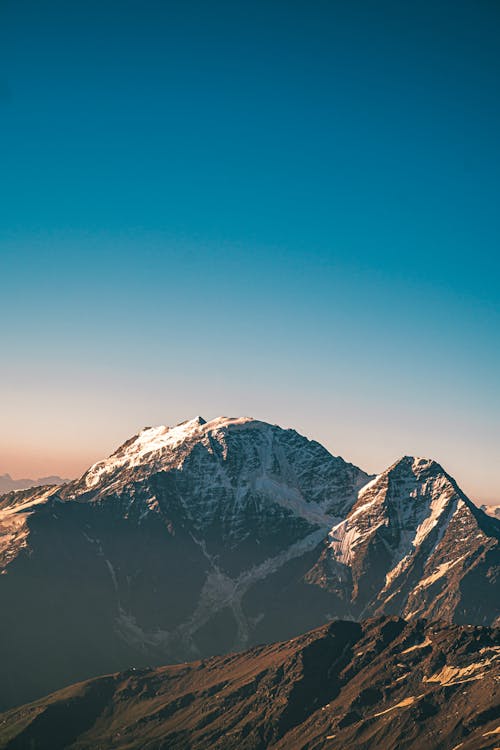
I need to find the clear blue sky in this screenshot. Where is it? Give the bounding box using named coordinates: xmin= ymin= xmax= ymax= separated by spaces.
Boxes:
xmin=1 ymin=0 xmax=499 ymax=503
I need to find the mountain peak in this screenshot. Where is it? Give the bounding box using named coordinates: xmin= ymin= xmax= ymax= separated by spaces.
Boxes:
xmin=385 ymin=455 xmax=444 ymax=477
xmin=176 ymin=415 xmax=206 ymax=427
xmin=62 ymin=417 xmax=369 ymax=526
xmin=316 ymin=449 xmax=500 ymax=623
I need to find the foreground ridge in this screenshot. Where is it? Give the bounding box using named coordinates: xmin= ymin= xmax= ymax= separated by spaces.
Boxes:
xmin=1 ymin=616 xmax=499 ymax=750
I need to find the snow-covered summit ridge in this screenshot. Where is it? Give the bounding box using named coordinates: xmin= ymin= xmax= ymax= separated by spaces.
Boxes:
xmin=354 ymin=457 xmax=439 ymax=500
xmin=61 ymin=416 xmax=370 ymax=523
xmin=79 ymin=417 xmax=268 ymax=488
xmin=327 ymin=452 xmax=475 ymax=572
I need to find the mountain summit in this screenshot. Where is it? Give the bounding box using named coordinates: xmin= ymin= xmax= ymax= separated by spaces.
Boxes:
xmin=0 ymin=417 xmax=498 ymax=711
xmin=307 ymin=455 xmax=500 ymax=625
xmin=63 ymin=416 xmax=370 ymax=530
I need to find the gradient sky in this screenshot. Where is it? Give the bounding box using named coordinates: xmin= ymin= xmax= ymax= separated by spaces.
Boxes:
xmin=1 ymin=0 xmax=499 ymax=503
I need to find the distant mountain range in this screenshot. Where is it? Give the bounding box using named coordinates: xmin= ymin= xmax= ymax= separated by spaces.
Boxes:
xmin=1 ymin=615 xmax=499 ymax=750
xmin=0 ymin=473 xmax=69 ymax=494
xmin=482 ymin=503 xmax=500 ymax=520
xmin=0 ymin=416 xmax=498 ymax=713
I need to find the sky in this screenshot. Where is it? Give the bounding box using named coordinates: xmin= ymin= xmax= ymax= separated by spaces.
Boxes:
xmin=1 ymin=0 xmax=499 ymax=503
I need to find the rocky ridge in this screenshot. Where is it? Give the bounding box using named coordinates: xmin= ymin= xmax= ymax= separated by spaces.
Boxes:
xmin=1 ymin=616 xmax=499 ymax=750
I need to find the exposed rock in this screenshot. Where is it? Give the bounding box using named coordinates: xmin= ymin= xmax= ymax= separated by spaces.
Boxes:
xmin=1 ymin=616 xmax=499 ymax=750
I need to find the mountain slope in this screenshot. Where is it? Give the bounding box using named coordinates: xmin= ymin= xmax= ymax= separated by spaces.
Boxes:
xmin=0 ymin=417 xmax=369 ymax=710
xmin=307 ymin=456 xmax=500 ymax=625
xmin=0 ymin=417 xmax=498 ymax=712
xmin=1 ymin=616 xmax=499 ymax=750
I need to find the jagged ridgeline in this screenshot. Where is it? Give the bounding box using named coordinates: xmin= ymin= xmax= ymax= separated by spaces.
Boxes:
xmin=0 ymin=416 xmax=499 ymax=711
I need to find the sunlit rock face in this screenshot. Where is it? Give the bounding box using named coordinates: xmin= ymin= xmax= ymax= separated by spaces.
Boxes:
xmin=0 ymin=416 xmax=498 ymax=712
xmin=307 ymin=456 xmax=500 ymax=626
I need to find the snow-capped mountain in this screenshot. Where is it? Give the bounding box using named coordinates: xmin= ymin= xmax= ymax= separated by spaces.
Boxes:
xmin=61 ymin=415 xmax=370 ymax=550
xmin=307 ymin=456 xmax=500 ymax=625
xmin=0 ymin=416 xmax=498 ymax=712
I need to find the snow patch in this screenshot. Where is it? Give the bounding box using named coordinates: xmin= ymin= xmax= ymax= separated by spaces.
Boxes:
xmin=400 ymin=637 xmax=432 ymax=654
xmin=372 ymin=694 xmax=424 ymax=718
